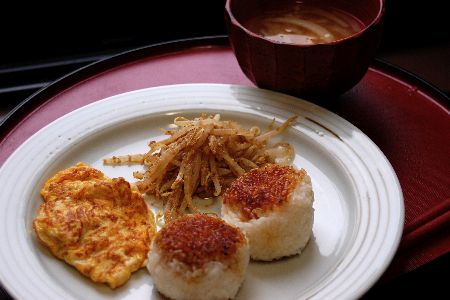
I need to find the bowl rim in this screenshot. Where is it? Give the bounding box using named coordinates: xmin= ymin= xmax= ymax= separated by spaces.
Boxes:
xmin=225 ymin=0 xmax=385 ymax=47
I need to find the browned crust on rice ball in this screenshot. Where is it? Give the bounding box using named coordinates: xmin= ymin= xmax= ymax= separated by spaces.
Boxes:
xmin=223 ymin=164 xmax=306 ymax=220
xmin=154 ymin=214 xmax=246 ymax=269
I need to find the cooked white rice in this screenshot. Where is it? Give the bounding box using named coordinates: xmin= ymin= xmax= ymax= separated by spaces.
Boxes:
xmin=222 ymin=173 xmax=314 ymax=261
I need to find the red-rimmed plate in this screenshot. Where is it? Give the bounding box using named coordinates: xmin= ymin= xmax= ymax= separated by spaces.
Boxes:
xmin=0 ymin=37 xmax=448 ymax=299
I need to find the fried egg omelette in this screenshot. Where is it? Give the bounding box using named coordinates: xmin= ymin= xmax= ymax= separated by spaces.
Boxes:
xmin=33 ymin=162 xmax=156 ymax=288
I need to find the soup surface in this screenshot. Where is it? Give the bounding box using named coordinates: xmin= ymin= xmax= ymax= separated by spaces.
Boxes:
xmin=243 ymin=4 xmax=364 ymax=45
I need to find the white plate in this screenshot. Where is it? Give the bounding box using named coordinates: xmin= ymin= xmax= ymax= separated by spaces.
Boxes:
xmin=0 ymin=84 xmax=403 ymax=299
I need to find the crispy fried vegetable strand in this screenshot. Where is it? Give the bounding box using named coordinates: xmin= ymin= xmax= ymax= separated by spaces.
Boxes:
xmin=104 ymin=114 xmax=296 ymax=222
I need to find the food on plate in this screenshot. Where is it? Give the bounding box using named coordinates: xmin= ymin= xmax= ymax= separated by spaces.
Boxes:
xmin=33 ymin=162 xmax=156 ymax=288
xmin=104 ymin=114 xmax=297 ymax=222
xmin=222 ymin=164 xmax=314 ymax=261
xmin=147 ymin=214 xmax=249 ymax=300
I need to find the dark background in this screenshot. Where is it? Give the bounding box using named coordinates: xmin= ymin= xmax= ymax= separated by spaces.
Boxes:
xmin=0 ymin=1 xmax=448 ymax=59
xmin=0 ymin=1 xmax=448 ymax=120
xmin=0 ymin=1 xmax=449 ymax=92
xmin=0 ymin=1 xmax=448 ymax=298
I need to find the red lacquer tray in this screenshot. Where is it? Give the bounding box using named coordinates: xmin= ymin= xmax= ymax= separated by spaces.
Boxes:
xmin=0 ymin=37 xmax=448 ymax=296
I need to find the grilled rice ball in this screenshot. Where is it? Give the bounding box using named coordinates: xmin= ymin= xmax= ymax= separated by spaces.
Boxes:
xmin=222 ymin=164 xmax=314 ymax=261
xmin=147 ymin=214 xmax=249 ymax=300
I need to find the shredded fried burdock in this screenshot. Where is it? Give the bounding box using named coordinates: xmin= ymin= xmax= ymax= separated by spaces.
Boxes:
xmin=104 ymin=114 xmax=296 ymax=222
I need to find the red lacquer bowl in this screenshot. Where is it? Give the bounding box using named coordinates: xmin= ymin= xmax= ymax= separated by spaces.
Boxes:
xmin=225 ymin=0 xmax=385 ymax=99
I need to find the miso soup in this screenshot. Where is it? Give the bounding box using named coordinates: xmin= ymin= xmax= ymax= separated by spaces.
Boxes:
xmin=244 ymin=4 xmax=364 ymax=45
